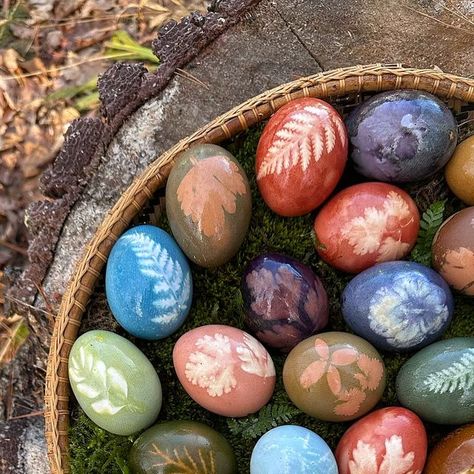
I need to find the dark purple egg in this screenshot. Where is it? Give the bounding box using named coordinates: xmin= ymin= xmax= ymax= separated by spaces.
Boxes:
xmin=346 ymin=90 xmax=457 ymax=183
xmin=241 ymin=253 xmax=328 ymax=352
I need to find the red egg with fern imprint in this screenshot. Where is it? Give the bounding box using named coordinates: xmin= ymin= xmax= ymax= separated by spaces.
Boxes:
xmin=314 ymin=182 xmax=420 ymax=273
xmin=335 ymin=407 xmax=428 ymax=474
xmin=256 ymin=98 xmax=348 ymax=216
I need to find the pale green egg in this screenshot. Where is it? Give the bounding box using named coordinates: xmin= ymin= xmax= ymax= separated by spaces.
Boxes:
xmin=68 ymin=330 xmax=162 ymax=435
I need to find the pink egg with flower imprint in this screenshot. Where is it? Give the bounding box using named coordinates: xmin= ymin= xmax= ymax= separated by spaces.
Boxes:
xmin=335 ymin=407 xmax=428 ymax=474
xmin=173 ymin=325 xmax=276 ymax=417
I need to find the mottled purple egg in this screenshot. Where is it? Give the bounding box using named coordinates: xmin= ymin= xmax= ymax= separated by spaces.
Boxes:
xmin=341 ymin=261 xmax=454 ymax=352
xmin=242 ymin=253 xmax=328 ymax=352
xmin=346 ymin=90 xmax=457 ymax=183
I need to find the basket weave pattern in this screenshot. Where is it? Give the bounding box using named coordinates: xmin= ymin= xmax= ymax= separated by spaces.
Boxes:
xmin=44 ymin=64 xmax=474 ymax=473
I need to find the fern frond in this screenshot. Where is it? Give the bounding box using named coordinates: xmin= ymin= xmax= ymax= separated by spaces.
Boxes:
xmin=410 ymin=200 xmax=446 ymax=266
xmin=227 ymin=403 xmax=301 ymax=439
xmin=423 ymin=348 xmax=474 ymax=394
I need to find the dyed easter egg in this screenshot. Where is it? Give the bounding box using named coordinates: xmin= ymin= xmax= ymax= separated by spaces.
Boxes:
xmin=314 ymin=182 xmax=420 ymax=273
xmin=445 ymin=136 xmax=474 ymax=205
xmin=242 ymin=253 xmax=328 ymax=352
xmin=341 ymin=261 xmax=454 ymax=352
xmin=105 ymin=225 xmax=192 ymax=340
xmin=173 ymin=325 xmax=276 ymax=417
xmin=166 ymin=144 xmax=251 ymax=268
xmin=128 ymin=420 xmax=236 ymax=474
xmin=425 ymin=424 xmax=474 ymax=474
xmin=346 ymin=90 xmax=457 ymax=182
xmin=335 ymin=407 xmax=427 ymax=474
xmin=68 ymin=330 xmax=162 ymax=435
xmin=250 ymin=425 xmax=338 ymax=474
xmin=433 ymin=207 xmax=474 ymax=295
xmin=396 ymin=337 xmax=474 ymax=424
xmin=255 ymin=98 xmax=348 ymax=216
xmin=283 ymin=332 xmax=386 ymax=422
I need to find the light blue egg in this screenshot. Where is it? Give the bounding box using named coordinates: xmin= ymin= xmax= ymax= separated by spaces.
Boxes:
xmin=341 ymin=261 xmax=453 ymax=352
xmin=105 ymin=225 xmax=192 ymax=340
xmin=250 ymin=425 xmax=338 ymax=474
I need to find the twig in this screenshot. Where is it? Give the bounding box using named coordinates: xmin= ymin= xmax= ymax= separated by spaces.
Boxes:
xmin=33 ymin=281 xmax=54 ymax=326
xmin=4 ymin=294 xmax=56 ymax=319
xmin=36 ymin=12 xmax=152 ymax=29
xmin=403 ymin=5 xmax=474 ymax=36
xmin=8 ymin=410 xmax=43 ymax=421
xmin=0 ymin=52 xmax=138 ymax=80
xmin=175 ymin=68 xmax=210 ymax=89
xmin=0 ymin=240 xmax=28 ymax=256
xmin=442 ymin=5 xmax=474 ymax=27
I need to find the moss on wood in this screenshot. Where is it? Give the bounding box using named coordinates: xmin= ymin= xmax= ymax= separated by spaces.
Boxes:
xmin=69 ymin=126 xmax=474 ymax=473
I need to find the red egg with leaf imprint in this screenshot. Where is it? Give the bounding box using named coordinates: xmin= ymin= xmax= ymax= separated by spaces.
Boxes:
xmin=256 ymin=98 xmax=348 ymax=216
xmin=335 ymin=407 xmax=428 ymax=474
xmin=314 ymin=182 xmax=420 ymax=273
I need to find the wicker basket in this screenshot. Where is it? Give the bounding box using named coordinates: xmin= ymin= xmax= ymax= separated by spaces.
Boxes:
xmin=44 ymin=64 xmax=474 ymax=473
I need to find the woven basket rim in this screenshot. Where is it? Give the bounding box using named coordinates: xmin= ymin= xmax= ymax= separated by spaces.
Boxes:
xmin=44 ymin=63 xmax=474 ymax=474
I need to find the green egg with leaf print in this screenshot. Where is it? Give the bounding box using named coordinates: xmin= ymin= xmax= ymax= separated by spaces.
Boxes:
xmin=68 ymin=330 xmax=162 ymax=435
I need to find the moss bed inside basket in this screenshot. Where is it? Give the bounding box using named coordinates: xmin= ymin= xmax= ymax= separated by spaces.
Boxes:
xmin=68 ymin=110 xmax=474 ymax=473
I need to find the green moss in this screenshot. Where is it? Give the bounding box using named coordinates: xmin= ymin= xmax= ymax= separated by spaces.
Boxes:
xmin=70 ymin=126 xmax=474 ymax=473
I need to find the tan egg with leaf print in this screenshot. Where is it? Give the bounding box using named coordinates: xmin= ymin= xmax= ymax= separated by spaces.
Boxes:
xmin=432 ymin=207 xmax=474 ymax=295
xmin=283 ymin=332 xmax=386 ymax=422
xmin=166 ymin=144 xmax=251 ymax=268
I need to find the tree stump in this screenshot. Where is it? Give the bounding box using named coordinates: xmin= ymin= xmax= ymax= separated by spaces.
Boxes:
xmin=2 ymin=0 xmax=474 ymax=471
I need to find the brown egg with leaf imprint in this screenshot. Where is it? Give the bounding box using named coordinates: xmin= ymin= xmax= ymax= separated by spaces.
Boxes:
xmin=432 ymin=207 xmax=474 ymax=295
xmin=166 ymin=144 xmax=251 ymax=268
xmin=283 ymin=332 xmax=386 ymax=422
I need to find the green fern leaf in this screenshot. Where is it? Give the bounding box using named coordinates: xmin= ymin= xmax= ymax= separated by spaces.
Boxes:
xmin=410 ymin=200 xmax=446 ymax=266
xmin=227 ymin=403 xmax=301 ymax=439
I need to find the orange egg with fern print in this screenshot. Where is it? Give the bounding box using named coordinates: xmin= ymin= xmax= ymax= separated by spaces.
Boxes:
xmin=283 ymin=332 xmax=386 ymax=422
xmin=256 ymin=98 xmax=348 ymax=216
xmin=166 ymin=144 xmax=251 ymax=268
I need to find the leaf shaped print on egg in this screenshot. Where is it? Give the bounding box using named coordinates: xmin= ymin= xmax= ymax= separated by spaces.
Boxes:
xmin=257 ymin=104 xmax=346 ymax=179
xmin=348 ymin=435 xmax=420 ymax=474
xmin=123 ymin=233 xmax=191 ymax=326
xmin=185 ymin=333 xmax=237 ymax=397
xmin=69 ymin=345 xmax=144 ymax=416
xmin=423 ymin=348 xmax=474 ymax=394
xmin=236 ymin=334 xmax=276 ymax=378
xmin=177 ymin=156 xmax=247 ymax=239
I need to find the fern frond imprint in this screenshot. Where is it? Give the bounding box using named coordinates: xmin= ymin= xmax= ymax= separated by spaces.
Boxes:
xmin=149 ymin=443 xmax=216 ymax=473
xmin=257 ymin=104 xmax=346 ymax=179
xmin=124 ymin=233 xmax=191 ymax=325
xmin=423 ymin=349 xmax=474 ymax=394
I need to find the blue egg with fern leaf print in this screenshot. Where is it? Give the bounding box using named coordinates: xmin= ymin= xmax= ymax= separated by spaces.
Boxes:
xmin=106 ymin=225 xmax=192 ymax=340
xmin=250 ymin=425 xmax=338 ymax=474
xmin=341 ymin=261 xmax=453 ymax=352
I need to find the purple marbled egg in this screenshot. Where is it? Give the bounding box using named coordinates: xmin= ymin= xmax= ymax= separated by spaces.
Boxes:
xmin=242 ymin=253 xmax=328 ymax=352
xmin=346 ymin=90 xmax=457 ymax=183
